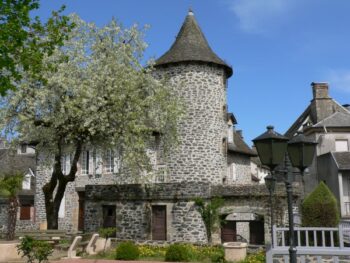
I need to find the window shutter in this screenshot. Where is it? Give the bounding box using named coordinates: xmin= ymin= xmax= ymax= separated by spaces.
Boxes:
xmin=20 ymin=205 xmax=31 ymax=220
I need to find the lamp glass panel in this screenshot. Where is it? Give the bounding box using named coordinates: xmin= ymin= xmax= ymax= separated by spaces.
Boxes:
xmin=303 ymin=144 xmax=316 ymax=167
xmin=287 ymin=144 xmax=301 ymax=168
xmin=254 ymin=140 xmax=272 ymax=166
xmin=271 ymin=140 xmax=288 ymax=165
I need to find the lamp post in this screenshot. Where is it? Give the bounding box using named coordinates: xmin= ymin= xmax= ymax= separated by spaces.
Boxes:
xmin=253 ymin=126 xmax=317 ymax=263
xmin=264 ymin=173 xmax=276 ymax=247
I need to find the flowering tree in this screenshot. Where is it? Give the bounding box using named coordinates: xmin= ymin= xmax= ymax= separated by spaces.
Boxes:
xmin=0 ymin=15 xmax=181 ymax=229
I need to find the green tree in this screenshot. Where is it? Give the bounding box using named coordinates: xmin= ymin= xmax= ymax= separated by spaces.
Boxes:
xmin=0 ymin=172 xmax=23 ymax=240
xmin=194 ymin=197 xmax=224 ymax=243
xmin=0 ymin=15 xmax=181 ymax=229
xmin=0 ymin=0 xmax=73 ymax=95
xmin=302 ymin=181 xmax=339 ymax=227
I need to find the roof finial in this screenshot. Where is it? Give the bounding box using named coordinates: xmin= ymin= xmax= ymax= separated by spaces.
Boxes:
xmin=188 ymin=7 xmax=194 ymax=16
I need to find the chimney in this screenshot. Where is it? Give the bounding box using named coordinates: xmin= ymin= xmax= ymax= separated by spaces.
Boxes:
xmin=312 ymin=82 xmax=329 ymax=100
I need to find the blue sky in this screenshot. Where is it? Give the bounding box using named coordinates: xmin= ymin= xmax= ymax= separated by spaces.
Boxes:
xmin=35 ymin=0 xmax=350 ymax=145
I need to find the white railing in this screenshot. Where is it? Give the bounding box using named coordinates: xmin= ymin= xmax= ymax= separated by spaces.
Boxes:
xmin=266 ymin=224 xmax=350 ymax=262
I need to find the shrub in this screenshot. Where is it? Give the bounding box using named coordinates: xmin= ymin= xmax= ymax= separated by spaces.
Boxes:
xmin=208 ymin=246 xmax=225 ymax=263
xmin=115 ymin=241 xmax=140 ymax=260
xmin=237 ymin=249 xmax=265 ymax=263
xmin=165 ymin=243 xmax=192 ymax=262
xmin=138 ymin=245 xmax=167 ymax=258
xmin=302 ymin=181 xmax=339 ymax=227
xmin=17 ymin=236 xmax=53 ymax=263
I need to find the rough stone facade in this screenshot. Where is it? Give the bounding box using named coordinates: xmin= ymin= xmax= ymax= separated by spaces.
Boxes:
xmin=155 ymin=63 xmax=227 ymax=184
xmin=227 ymin=153 xmax=252 ymax=184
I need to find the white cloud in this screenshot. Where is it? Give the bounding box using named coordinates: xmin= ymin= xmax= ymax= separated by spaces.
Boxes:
xmin=227 ymin=0 xmax=293 ymax=34
xmin=327 ymin=70 xmax=350 ymax=93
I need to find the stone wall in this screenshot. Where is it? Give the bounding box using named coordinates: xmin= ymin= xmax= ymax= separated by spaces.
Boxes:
xmin=227 ymin=153 xmax=252 ymax=184
xmin=84 ymin=182 xmax=211 ymax=243
xmin=155 ymin=63 xmax=227 ymax=184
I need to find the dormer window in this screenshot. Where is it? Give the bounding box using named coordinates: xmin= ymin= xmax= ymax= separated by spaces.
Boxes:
xmin=228 ymin=125 xmax=233 ymax=143
xmin=335 ymin=140 xmax=349 ymax=152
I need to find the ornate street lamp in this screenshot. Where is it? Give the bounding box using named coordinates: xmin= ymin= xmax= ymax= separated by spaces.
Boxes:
xmin=253 ymin=126 xmax=317 ymax=263
xmin=252 ymin=125 xmax=289 ymax=171
xmin=264 ymin=174 xmax=276 ymax=247
xmin=287 ymin=131 xmax=318 ymax=174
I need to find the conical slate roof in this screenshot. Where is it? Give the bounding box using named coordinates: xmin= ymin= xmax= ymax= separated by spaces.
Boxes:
xmin=155 ymin=10 xmax=233 ymax=77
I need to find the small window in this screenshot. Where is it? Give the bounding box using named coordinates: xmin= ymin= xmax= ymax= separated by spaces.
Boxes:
xmin=81 ymin=151 xmax=89 ymax=175
xmin=20 ymin=205 xmax=31 ymax=220
xmin=103 ymin=150 xmax=114 ymax=173
xmin=335 ymin=140 xmax=349 ymax=152
xmin=227 ymin=163 xmax=236 ymax=182
xmin=22 ymin=174 xmax=31 ymax=190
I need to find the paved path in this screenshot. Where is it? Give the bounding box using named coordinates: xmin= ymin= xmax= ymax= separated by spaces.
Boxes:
xmin=52 ymin=260 xmax=165 ymax=263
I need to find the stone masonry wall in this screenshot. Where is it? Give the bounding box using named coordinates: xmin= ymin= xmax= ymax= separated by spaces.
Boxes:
xmin=155 ymin=63 xmax=227 ymax=184
xmin=84 ymin=182 xmax=209 ymax=243
xmin=227 ymin=153 xmax=252 ymax=184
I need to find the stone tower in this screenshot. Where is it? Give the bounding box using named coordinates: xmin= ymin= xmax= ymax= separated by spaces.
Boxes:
xmin=155 ymin=10 xmax=233 ymax=184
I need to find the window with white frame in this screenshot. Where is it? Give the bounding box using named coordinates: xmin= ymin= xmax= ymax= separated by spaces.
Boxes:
xmin=81 ymin=150 xmax=89 ymax=175
xmin=103 ymin=150 xmax=114 ymax=173
xmin=227 ymin=163 xmax=237 ymax=182
xmin=335 ymin=140 xmax=349 ymax=152
xmin=22 ymin=174 xmax=31 ymax=190
xmin=61 ymin=154 xmax=71 ymax=175
xmin=228 ymin=125 xmax=233 ymax=143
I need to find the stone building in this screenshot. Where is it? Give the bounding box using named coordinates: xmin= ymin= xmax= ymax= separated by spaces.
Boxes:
xmin=285 ymin=82 xmax=350 ymax=220
xmin=2 ymin=10 xmax=294 ymax=245
xmin=0 ymin=142 xmax=36 ymax=232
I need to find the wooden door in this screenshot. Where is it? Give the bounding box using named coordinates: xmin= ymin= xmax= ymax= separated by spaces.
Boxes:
xmin=152 ymin=205 xmax=166 ymax=240
xmin=102 ymin=205 xmax=116 ymax=228
xmin=249 ymin=220 xmax=265 ymax=245
xmin=78 ymin=192 xmax=85 ymax=231
xmin=221 ymin=221 xmax=237 ymax=242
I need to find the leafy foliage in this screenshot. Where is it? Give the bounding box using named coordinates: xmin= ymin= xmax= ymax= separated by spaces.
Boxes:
xmin=237 ymin=249 xmax=265 ymax=263
xmin=0 ymin=0 xmax=74 ymax=95
xmin=138 ymin=245 xmax=167 ymax=258
xmin=302 ymin=181 xmax=339 ymax=227
xmin=0 ymin=172 xmax=23 ymax=240
xmin=0 ymin=172 xmax=23 ymax=198
xmin=115 ymin=241 xmax=140 ymax=260
xmin=0 ymin=14 xmax=181 ymax=229
xmin=165 ymin=243 xmax=193 ymax=262
xmin=98 ymin=227 xmax=117 ymax=252
xmin=17 ymin=235 xmax=53 ymax=263
xmin=194 ymin=197 xmax=224 ymax=243
xmin=98 ymin=227 xmax=117 ymax=238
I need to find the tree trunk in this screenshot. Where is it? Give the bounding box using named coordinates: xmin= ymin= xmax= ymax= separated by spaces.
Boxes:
xmin=43 ymin=172 xmax=67 ymax=230
xmin=6 ymin=196 xmax=18 ymax=240
xmin=43 ymin=141 xmax=82 ymax=230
